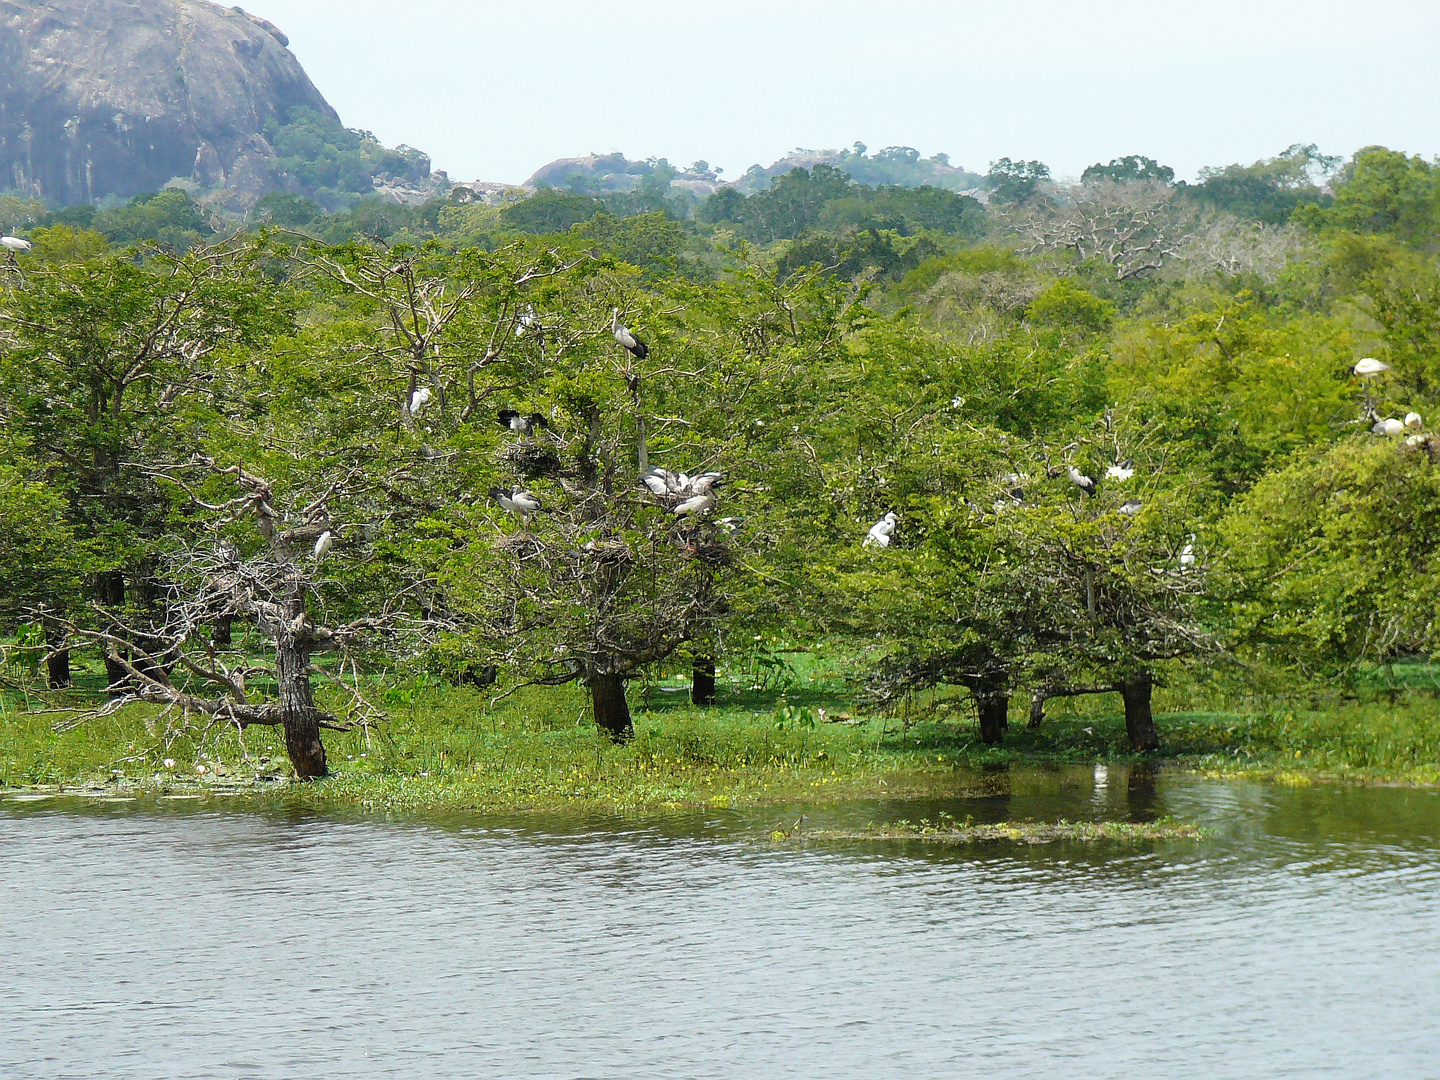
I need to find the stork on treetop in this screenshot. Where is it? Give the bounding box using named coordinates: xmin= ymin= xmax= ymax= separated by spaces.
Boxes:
xmin=612 ymin=308 xmax=648 ymax=359
xmin=497 ymin=409 xmax=548 ymax=436
xmin=863 ymin=512 xmax=898 ymax=548
xmin=672 ymin=490 xmax=716 ymax=519
xmin=1105 ymin=460 xmax=1135 ymax=481
xmin=1 ymin=236 xmax=31 ymax=253
xmin=1354 ymin=357 xmax=1390 ymax=377
xmin=1372 ymin=417 xmax=1405 ymax=436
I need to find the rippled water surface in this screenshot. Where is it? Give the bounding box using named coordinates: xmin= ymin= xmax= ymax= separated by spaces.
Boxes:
xmin=2 ymin=767 xmax=1438 ymax=1079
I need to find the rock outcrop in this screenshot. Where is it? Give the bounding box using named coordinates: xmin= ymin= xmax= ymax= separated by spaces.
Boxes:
xmin=0 ymin=0 xmax=339 ymax=206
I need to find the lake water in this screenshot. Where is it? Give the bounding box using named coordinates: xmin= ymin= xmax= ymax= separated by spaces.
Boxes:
xmin=2 ymin=766 xmax=1438 ymax=1079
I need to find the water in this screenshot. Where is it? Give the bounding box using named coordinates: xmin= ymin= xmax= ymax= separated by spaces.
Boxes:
xmin=2 ymin=767 xmax=1438 ymax=1079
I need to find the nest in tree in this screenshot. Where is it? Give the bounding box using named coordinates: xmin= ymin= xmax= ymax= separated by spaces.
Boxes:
xmin=499 ymin=441 xmax=563 ymax=479
xmin=495 ymin=533 xmax=545 ymax=557
xmin=578 ymin=539 xmax=634 ymax=567
xmin=686 ymin=539 xmax=732 ymax=568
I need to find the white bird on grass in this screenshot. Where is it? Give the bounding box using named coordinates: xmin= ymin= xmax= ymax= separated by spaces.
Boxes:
xmin=1354 ymin=357 xmax=1390 ymax=377
xmin=864 ymin=512 xmax=898 ymax=548
xmin=491 ymin=487 xmax=545 ymax=524
xmin=409 ymin=386 xmax=432 ymax=414
xmin=313 ymin=530 xmax=334 ymax=562
xmin=612 ymin=308 xmax=648 ymax=359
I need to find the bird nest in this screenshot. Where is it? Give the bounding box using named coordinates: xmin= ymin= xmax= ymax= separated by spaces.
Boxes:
xmin=499 ymin=441 xmax=564 ymax=479
xmin=494 ymin=533 xmax=545 ymax=557
xmin=685 ymin=539 xmax=732 ymax=568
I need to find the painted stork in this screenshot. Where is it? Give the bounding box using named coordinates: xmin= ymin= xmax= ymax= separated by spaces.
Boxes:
xmin=1354 ymin=357 xmax=1390 ymax=377
xmin=1119 ymin=499 xmax=1143 ymax=516
xmin=1 ymin=236 xmax=31 ymax=253
xmin=1406 ymin=412 xmax=1423 ymax=428
xmin=1373 ymin=417 xmax=1405 ymax=436
xmin=673 ymin=491 xmax=715 ymax=518
xmin=497 ymin=409 xmax=548 ymax=435
xmin=491 ymin=487 xmax=545 ymax=524
xmin=1105 ymin=460 xmax=1135 ymax=481
xmin=1068 ymin=466 xmax=1097 ymax=496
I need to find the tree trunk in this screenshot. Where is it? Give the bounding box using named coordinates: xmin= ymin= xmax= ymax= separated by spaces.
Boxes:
xmin=590 ymin=672 xmax=634 ymax=742
xmin=691 ymin=657 xmax=716 ymax=706
xmin=43 ymin=622 xmax=71 ymax=689
xmin=1121 ymin=674 xmax=1159 ymax=752
xmin=1028 ymin=690 xmax=1047 ymax=729
xmin=976 ymin=692 xmax=1009 ymax=745
xmin=211 ymin=616 xmax=233 ymax=648
xmin=276 ymin=635 xmax=328 ymax=779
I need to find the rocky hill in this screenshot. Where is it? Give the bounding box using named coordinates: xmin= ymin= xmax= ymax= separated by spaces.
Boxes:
xmin=0 ymin=0 xmax=437 ymax=212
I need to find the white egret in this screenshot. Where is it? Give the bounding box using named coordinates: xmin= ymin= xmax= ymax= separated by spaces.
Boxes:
xmin=1354 ymin=357 xmax=1390 ymax=377
xmin=1068 ymin=466 xmax=1097 ymax=496
xmin=313 ymin=531 xmax=334 ymax=562
xmin=1179 ymin=535 xmax=1196 ymax=569
xmin=1105 ymin=460 xmax=1135 ymax=482
xmin=497 ymin=409 xmax=548 ymax=435
xmin=612 ymin=308 xmax=648 ymax=359
xmin=1373 ymin=417 xmax=1405 ymax=436
xmin=409 ymin=386 xmax=432 ymax=414
xmin=1119 ymin=499 xmax=1143 ymax=516
xmin=864 ymin=512 xmax=898 ymax=548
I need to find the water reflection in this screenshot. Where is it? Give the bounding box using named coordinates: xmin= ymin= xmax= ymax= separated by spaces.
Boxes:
xmin=1 ymin=769 xmax=1437 ymax=1079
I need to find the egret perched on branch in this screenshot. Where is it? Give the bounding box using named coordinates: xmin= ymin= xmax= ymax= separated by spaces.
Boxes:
xmin=1106 ymin=460 xmax=1135 ymax=482
xmin=313 ymin=531 xmax=334 ymax=562
xmin=864 ymin=512 xmax=898 ymax=548
xmin=1179 ymin=535 xmax=1196 ymax=569
xmin=612 ymin=308 xmax=648 ymax=359
xmin=1068 ymin=466 xmax=1097 ymax=496
xmin=673 ymin=491 xmax=715 ymax=518
xmin=497 ymin=409 xmax=548 ymax=435
xmin=410 ymin=386 xmax=432 ymax=414
xmin=1119 ymin=499 xmax=1143 ymax=516
xmin=490 ymin=487 xmax=545 ymax=524
xmin=1372 ymin=417 xmax=1405 ymax=436
xmin=1354 ymin=357 xmax=1390 ymax=377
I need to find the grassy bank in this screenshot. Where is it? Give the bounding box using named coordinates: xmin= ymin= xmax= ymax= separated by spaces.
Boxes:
xmin=4 ymin=655 xmax=1439 ymax=811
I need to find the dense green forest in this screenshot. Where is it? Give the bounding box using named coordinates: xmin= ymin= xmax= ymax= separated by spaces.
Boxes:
xmin=3 ymin=141 xmax=1440 ymax=781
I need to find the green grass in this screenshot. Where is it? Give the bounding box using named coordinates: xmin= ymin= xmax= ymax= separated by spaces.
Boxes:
xmin=3 ymin=648 xmax=1439 ymax=811
xmin=798 ymin=816 xmax=1207 ymax=846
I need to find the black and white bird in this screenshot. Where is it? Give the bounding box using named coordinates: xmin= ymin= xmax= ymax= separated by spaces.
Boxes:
xmin=497 ymin=409 xmax=548 ymax=436
xmin=516 ymin=305 xmax=542 ymax=338
xmin=716 ymin=516 xmax=743 ymax=534
xmin=1105 ymin=460 xmax=1135 ymax=482
xmin=864 ymin=512 xmax=898 ymax=548
xmin=1 ymin=235 xmax=31 ymax=255
xmin=410 ymin=386 xmax=432 ymax=414
xmin=641 ymin=467 xmax=679 ymax=497
xmin=313 ymin=530 xmax=335 ymax=562
xmin=612 ymin=308 xmax=648 ymax=359
xmin=686 ymin=471 xmax=724 ymax=495
xmin=672 ymin=491 xmax=715 ymax=519
xmin=1119 ymin=499 xmax=1143 ymax=516
xmin=490 ymin=487 xmax=545 ymax=524
xmin=1068 ymin=466 xmax=1097 ymax=496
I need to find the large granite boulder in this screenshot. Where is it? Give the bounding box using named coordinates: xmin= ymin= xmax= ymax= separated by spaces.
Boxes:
xmin=0 ymin=0 xmax=339 ymax=206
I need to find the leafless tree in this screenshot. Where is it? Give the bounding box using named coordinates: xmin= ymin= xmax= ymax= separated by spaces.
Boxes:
xmin=1174 ymin=214 xmax=1309 ymax=282
xmin=1007 ymin=180 xmax=1193 ymax=281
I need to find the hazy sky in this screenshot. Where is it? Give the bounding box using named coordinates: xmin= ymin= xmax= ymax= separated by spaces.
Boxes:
xmin=250 ymin=0 xmax=1440 ymax=185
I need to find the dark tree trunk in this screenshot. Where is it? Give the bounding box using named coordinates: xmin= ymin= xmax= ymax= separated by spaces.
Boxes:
xmin=45 ymin=648 xmax=71 ymax=689
xmin=976 ymin=692 xmax=1009 ymax=745
xmin=211 ymin=616 xmax=233 ymax=648
xmin=43 ymin=622 xmax=71 ymax=689
xmin=459 ymin=664 xmax=497 ymax=688
xmin=276 ymin=634 xmax=328 ymax=779
xmin=1028 ymin=690 xmax=1047 ymax=729
xmin=103 ymin=654 xmax=130 ymax=695
xmin=590 ymin=672 xmax=634 ymax=742
xmin=1121 ymin=673 xmax=1159 ymax=752
xmin=97 ymin=572 xmax=130 ymax=694
xmin=691 ymin=657 xmax=716 ymax=706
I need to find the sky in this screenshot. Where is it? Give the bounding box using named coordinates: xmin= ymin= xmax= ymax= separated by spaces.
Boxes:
xmin=250 ymin=0 xmax=1440 ymax=186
